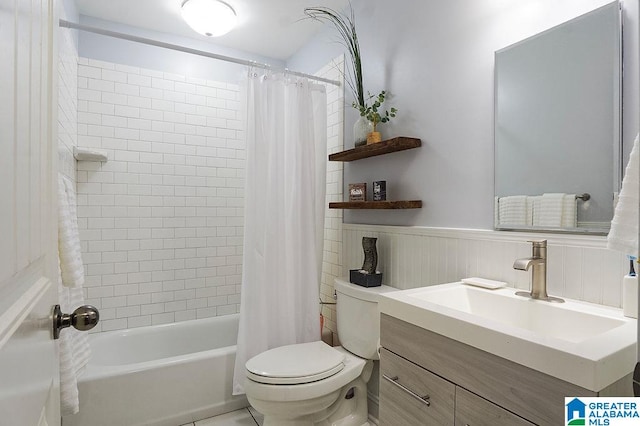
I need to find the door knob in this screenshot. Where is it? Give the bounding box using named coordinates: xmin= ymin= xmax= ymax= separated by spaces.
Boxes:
xmin=53 ymin=304 xmax=100 ymax=339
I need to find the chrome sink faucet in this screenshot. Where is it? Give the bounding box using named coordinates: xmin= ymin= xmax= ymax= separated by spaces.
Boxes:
xmin=514 ymin=240 xmax=564 ymax=303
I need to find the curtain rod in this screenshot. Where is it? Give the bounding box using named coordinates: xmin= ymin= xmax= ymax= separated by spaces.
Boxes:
xmin=59 ymin=20 xmax=341 ymax=87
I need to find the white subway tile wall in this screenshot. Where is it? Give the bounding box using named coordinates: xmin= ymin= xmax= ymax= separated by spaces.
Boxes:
xmin=318 ymin=56 xmax=345 ymax=336
xmin=344 ymin=224 xmax=626 ymax=308
xmin=76 ymin=58 xmax=245 ymax=332
xmin=76 ymin=57 xmax=345 ymax=333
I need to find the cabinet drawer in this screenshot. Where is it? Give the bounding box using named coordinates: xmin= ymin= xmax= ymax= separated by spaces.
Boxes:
xmin=455 ymin=387 xmax=534 ymax=426
xmin=380 ymin=348 xmax=455 ymax=426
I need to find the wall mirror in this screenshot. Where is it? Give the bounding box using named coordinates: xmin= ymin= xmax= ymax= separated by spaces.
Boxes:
xmin=494 ymin=1 xmax=621 ymax=234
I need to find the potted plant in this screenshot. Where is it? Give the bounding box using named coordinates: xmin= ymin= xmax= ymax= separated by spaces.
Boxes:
xmin=305 ymin=6 xmax=399 ymax=146
xmin=354 ymin=91 xmax=397 ymax=144
xmin=305 ymin=6 xmax=374 ymax=146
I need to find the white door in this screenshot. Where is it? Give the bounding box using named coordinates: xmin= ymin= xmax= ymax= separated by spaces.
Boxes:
xmin=0 ymin=0 xmax=61 ymax=425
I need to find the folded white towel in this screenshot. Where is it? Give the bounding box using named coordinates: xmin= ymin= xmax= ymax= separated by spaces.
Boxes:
xmin=58 ymin=175 xmax=91 ymax=415
xmin=527 ymin=196 xmax=539 ymax=226
xmin=498 ymin=195 xmax=529 ymax=226
xmin=607 ymin=134 xmax=639 ymax=256
xmin=533 ymin=193 xmax=565 ymax=227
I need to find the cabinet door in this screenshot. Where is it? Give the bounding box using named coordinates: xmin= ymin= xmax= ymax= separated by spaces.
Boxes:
xmin=380 ymin=349 xmax=455 ymax=426
xmin=455 ymin=387 xmax=534 ymax=426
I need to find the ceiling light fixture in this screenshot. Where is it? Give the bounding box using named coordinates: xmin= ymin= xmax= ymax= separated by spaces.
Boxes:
xmin=181 ymin=0 xmax=237 ymax=37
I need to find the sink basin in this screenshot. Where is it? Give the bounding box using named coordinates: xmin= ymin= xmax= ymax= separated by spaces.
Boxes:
xmin=408 ymin=284 xmax=626 ymax=343
xmin=379 ymin=282 xmax=636 ymax=391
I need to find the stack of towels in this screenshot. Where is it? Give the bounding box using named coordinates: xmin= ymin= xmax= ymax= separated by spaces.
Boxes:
xmin=496 ymin=193 xmax=577 ymax=228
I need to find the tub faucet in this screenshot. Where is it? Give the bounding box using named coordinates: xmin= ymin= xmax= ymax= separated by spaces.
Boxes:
xmin=514 ymin=240 xmax=564 ymax=303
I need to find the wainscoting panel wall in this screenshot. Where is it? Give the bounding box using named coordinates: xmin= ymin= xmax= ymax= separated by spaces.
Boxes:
xmin=344 ymin=224 xmax=626 ymax=307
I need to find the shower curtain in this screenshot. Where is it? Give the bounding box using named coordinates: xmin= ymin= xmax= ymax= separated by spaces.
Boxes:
xmin=232 ymin=71 xmax=327 ymax=395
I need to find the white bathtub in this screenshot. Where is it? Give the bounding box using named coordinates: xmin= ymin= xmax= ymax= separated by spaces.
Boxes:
xmin=62 ymin=314 xmax=248 ymax=426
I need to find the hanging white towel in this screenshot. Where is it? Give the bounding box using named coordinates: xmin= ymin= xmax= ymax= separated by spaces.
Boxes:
xmin=58 ymin=175 xmax=84 ymax=288
xmin=607 ymin=134 xmax=639 ymax=256
xmin=498 ymin=195 xmax=529 ymax=226
xmin=533 ymin=193 xmax=565 ymax=227
xmin=57 ymin=174 xmax=91 ymax=415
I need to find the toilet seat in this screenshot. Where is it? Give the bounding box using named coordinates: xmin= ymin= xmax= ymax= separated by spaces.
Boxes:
xmin=246 ymin=341 xmax=345 ymax=385
xmin=244 ymin=346 xmax=369 ymax=403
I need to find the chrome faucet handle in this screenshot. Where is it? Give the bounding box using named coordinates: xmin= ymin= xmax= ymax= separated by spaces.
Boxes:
xmin=527 ymin=239 xmax=547 ymax=247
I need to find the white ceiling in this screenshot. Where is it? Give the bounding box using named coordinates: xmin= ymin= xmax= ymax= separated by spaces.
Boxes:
xmin=74 ymin=0 xmax=350 ymax=60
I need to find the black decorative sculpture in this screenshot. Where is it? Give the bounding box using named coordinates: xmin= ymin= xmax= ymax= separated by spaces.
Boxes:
xmin=361 ymin=237 xmax=378 ymax=274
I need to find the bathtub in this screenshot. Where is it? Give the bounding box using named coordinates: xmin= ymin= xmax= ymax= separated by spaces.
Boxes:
xmin=62 ymin=314 xmax=248 ymax=426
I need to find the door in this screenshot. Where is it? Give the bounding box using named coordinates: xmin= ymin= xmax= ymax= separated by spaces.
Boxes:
xmin=0 ymin=0 xmax=60 ymax=425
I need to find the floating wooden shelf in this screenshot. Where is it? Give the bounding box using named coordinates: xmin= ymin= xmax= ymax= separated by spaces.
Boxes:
xmin=329 ymin=200 xmax=422 ymax=210
xmin=328 ymin=137 xmax=421 ymax=162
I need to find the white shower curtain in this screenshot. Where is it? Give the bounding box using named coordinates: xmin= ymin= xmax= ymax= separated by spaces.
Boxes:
xmin=232 ymin=71 xmax=327 ymax=395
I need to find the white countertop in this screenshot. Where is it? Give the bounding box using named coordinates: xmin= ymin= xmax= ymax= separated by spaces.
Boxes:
xmin=379 ymin=282 xmax=637 ymax=392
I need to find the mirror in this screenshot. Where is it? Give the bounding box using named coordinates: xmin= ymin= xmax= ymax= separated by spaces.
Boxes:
xmin=494 ymin=1 xmax=621 ymax=234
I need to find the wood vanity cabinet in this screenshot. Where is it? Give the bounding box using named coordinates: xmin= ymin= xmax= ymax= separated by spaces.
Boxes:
xmin=380 ymin=349 xmax=532 ymax=426
xmin=379 ymin=314 xmax=630 ymax=426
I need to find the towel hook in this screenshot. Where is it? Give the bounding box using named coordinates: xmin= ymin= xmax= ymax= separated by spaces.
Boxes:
xmin=576 ymin=193 xmax=591 ymax=201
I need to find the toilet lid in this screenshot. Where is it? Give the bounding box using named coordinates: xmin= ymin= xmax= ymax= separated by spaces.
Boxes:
xmin=246 ymin=341 xmax=345 ymax=385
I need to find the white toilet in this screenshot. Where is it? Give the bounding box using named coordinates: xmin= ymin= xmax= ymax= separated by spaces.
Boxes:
xmin=243 ymin=278 xmax=394 ymax=426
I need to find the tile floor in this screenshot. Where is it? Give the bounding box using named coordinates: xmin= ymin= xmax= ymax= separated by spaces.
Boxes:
xmin=181 ymin=407 xmax=264 ymax=426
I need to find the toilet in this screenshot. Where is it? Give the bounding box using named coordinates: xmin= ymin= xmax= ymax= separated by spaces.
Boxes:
xmin=243 ymin=278 xmax=395 ymax=426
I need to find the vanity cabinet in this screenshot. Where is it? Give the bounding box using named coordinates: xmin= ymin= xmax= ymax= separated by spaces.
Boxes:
xmin=380 ymin=348 xmax=532 ymax=426
xmin=379 ymin=314 xmax=629 ymax=425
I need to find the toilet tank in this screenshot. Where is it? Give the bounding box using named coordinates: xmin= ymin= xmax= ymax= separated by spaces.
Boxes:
xmin=334 ymin=278 xmax=396 ymax=360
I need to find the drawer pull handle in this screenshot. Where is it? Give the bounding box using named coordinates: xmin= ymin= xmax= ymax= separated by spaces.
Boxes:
xmin=382 ymin=374 xmax=431 ymax=407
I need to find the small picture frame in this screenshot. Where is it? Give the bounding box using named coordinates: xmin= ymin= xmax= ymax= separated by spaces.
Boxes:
xmin=349 ymin=183 xmax=367 ymax=202
xmin=373 ymin=181 xmax=387 ymax=201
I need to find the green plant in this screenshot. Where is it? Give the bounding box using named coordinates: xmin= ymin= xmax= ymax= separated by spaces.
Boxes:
xmin=354 ymin=91 xmax=398 ymax=132
xmin=304 ymin=6 xmax=364 ymax=108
